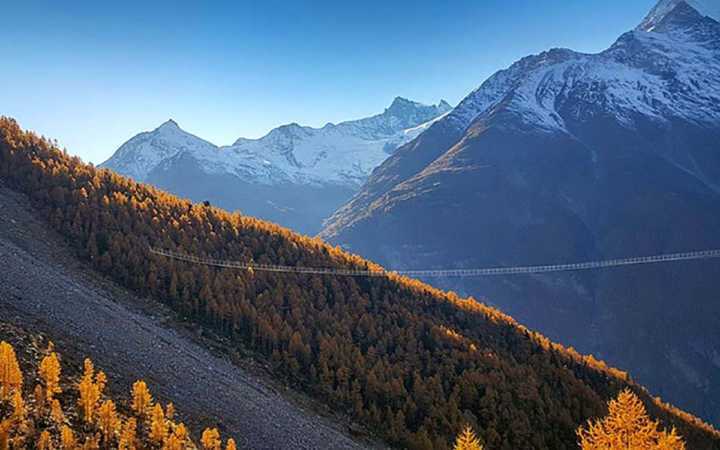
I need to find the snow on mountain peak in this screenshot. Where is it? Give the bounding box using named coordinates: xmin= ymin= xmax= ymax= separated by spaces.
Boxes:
xmin=638 ymin=0 xmax=720 ymax=31
xmin=101 ymin=120 xmax=217 ymax=182
xmin=103 ymin=99 xmax=452 ymax=188
xmin=218 ymin=98 xmax=452 ymax=187
xmin=158 ymin=119 xmax=180 ymax=130
xmin=443 ymin=0 xmax=720 ymax=136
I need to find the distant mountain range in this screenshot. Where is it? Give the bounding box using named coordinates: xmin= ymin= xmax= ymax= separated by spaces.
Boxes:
xmin=322 ymin=0 xmax=720 ymax=425
xmin=101 ymin=97 xmax=451 ymax=234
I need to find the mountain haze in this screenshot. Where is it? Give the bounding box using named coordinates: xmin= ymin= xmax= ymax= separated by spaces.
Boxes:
xmin=322 ymin=0 xmax=720 ymax=425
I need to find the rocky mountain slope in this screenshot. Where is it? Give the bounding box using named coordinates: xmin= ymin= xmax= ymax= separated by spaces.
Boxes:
xmin=101 ymin=98 xmax=450 ymax=234
xmin=0 ymin=181 xmax=369 ymax=449
xmin=321 ymin=0 xmax=720 ymax=426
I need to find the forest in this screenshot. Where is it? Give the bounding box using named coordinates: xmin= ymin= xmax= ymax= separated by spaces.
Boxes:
xmin=1 ymin=117 xmax=718 ymax=449
xmin=0 ymin=339 xmax=236 ymax=449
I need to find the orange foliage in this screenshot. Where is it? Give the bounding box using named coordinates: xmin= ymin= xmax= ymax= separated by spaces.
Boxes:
xmin=578 ymin=389 xmax=686 ymax=449
xmin=0 ymin=340 xmax=238 ymax=449
xmin=0 ymin=117 xmax=718 ymax=449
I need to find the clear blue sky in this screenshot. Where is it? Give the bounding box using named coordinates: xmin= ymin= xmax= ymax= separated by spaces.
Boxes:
xmin=2 ymin=0 xmax=656 ymax=163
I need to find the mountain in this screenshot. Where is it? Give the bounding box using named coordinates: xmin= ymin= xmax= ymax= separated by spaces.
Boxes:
xmin=3 ymin=117 xmax=719 ymax=448
xmin=321 ymin=0 xmax=720 ymax=426
xmin=0 ymin=179 xmax=365 ymax=449
xmin=101 ymin=98 xmax=451 ymax=234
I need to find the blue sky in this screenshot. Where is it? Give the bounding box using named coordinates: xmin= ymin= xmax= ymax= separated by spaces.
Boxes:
xmin=2 ymin=0 xmax=656 ymax=163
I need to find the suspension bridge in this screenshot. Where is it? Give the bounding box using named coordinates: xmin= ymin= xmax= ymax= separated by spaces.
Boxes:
xmin=149 ymin=247 xmax=720 ymax=278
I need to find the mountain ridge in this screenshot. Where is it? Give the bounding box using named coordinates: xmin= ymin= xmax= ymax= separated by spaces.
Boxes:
xmin=321 ymin=0 xmax=720 ymax=426
xmin=100 ymin=98 xmax=451 ymax=234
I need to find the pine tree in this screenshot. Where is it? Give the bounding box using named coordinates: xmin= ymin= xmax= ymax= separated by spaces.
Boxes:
xmin=577 ymin=389 xmax=686 ymax=449
xmin=453 ymin=425 xmax=484 ymax=450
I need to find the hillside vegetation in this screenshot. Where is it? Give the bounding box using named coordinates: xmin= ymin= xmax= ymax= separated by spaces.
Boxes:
xmin=0 ymin=338 xmax=236 ymax=449
xmin=1 ymin=117 xmax=718 ymax=449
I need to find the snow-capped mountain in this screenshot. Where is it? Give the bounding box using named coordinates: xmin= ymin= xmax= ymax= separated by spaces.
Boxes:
xmin=441 ymin=2 xmax=720 ymax=139
xmin=102 ymin=120 xmax=217 ymax=182
xmin=101 ymin=97 xmax=450 ymax=233
xmin=322 ymin=0 xmax=720 ymax=425
xmin=208 ymin=97 xmax=451 ymax=187
xmin=639 ymin=0 xmax=720 ymax=31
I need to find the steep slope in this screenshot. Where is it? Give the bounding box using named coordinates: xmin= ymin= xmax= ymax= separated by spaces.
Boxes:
xmin=2 ymin=118 xmax=719 ymax=449
xmin=0 ymin=182 xmax=367 ymax=449
xmin=101 ymin=98 xmax=450 ymax=235
xmin=322 ymin=0 xmax=720 ymax=426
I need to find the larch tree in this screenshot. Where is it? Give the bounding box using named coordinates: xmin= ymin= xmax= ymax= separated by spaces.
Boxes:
xmin=37 ymin=430 xmax=51 ymax=450
xmin=38 ymin=351 xmax=62 ymax=402
xmin=78 ymin=359 xmax=106 ymax=424
xmin=98 ymin=399 xmax=120 ymax=445
xmin=577 ymin=389 xmax=686 ymax=449
xmin=130 ymin=380 xmax=153 ymax=418
xmin=201 ymin=427 xmax=222 ymax=450
xmin=149 ymin=403 xmax=168 ymax=444
xmin=453 ymin=425 xmax=484 ymax=450
xmin=60 ymin=425 xmax=77 ymax=450
xmin=118 ymin=418 xmax=137 ymax=450
xmin=0 ymin=342 xmax=22 ymax=398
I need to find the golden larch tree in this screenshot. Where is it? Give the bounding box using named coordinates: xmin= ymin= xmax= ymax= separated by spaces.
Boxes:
xmin=0 ymin=341 xmax=22 ymax=398
xmin=201 ymin=428 xmax=222 ymax=450
xmin=149 ymin=403 xmax=168 ymax=444
xmin=50 ymin=398 xmax=65 ymax=424
xmin=98 ymin=399 xmax=120 ymax=445
xmin=0 ymin=420 xmax=11 ymax=450
xmin=37 ymin=430 xmax=51 ymax=450
xmin=11 ymin=390 xmax=26 ymax=424
xmin=453 ymin=425 xmax=484 ymax=450
xmin=118 ymin=418 xmax=137 ymax=450
xmin=130 ymin=380 xmax=153 ymax=418
xmin=77 ymin=359 xmax=106 ymax=424
xmin=39 ymin=351 xmax=62 ymax=402
xmin=226 ymin=438 xmax=237 ymax=450
xmin=577 ymin=389 xmax=686 ymax=449
xmin=60 ymin=425 xmax=77 ymax=450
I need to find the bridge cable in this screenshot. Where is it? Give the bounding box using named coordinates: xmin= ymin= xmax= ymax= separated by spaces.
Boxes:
xmin=148 ymin=247 xmax=720 ymax=278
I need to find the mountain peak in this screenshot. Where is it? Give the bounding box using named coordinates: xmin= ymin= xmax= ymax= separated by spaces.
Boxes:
xmin=157 ymin=119 xmax=180 ymax=131
xmin=638 ymin=0 xmax=720 ymax=31
xmin=384 ymin=97 xmax=452 ymax=118
xmin=386 ymin=97 xmax=421 ymax=114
